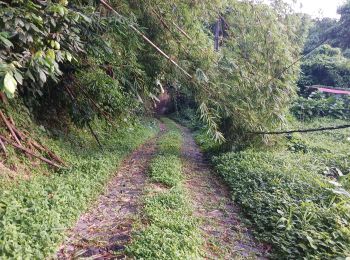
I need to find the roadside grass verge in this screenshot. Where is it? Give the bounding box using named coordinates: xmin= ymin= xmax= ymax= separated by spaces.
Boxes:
xmin=127 ymin=118 xmax=203 ymax=259
xmin=213 ymin=149 xmax=350 ymax=259
xmin=0 ymin=117 xmax=158 ymax=259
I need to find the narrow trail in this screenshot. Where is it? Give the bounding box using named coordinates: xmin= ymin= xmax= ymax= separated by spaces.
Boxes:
xmin=56 ymin=123 xmax=166 ymax=259
xmin=180 ymin=126 xmax=269 ymax=259
xmin=55 ymin=120 xmax=268 ymax=259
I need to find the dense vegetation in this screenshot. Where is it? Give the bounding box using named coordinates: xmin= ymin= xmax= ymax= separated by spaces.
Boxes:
xmin=214 ymin=148 xmax=350 ymax=258
xmin=300 ymin=1 xmax=350 ymax=93
xmin=0 ymin=0 xmax=307 ymax=143
xmin=291 ymin=93 xmax=350 ymax=120
xmin=298 ymin=45 xmax=350 ymax=91
xmin=1 ymin=0 xmax=350 ymax=259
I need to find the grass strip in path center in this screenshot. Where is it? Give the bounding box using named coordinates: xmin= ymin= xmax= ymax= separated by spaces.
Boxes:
xmin=127 ymin=118 xmax=203 ymax=259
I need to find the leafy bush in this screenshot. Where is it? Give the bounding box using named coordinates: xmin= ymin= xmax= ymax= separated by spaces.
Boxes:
xmin=213 ymin=150 xmax=350 ymax=258
xmin=299 ymin=45 xmax=350 ymax=91
xmin=291 ymin=93 xmax=350 ymax=120
xmin=0 ymin=0 xmax=88 ymax=97
xmin=69 ymin=69 xmax=138 ymax=126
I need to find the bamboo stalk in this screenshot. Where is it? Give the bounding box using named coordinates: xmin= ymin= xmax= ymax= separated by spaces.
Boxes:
xmin=150 ymin=8 xmax=191 ymax=56
xmin=171 ymin=21 xmax=193 ymax=41
xmin=99 ymin=0 xmax=192 ymax=79
xmin=151 ymin=8 xmax=171 ymax=30
xmin=30 ymin=141 xmax=67 ymax=166
xmin=8 ymin=117 xmax=15 ymax=127
xmin=0 ymin=138 xmax=7 ymax=156
xmin=0 ymin=110 xmax=22 ymax=146
xmin=0 ymin=93 xmax=8 ymax=105
xmin=154 ymin=5 xmax=193 ymax=41
xmin=9 ymin=124 xmax=66 ymax=166
xmin=0 ymin=134 xmax=63 ymax=168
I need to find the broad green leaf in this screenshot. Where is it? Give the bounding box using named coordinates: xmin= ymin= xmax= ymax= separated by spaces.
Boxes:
xmin=0 ymin=35 xmax=13 ymax=48
xmin=3 ymin=72 xmax=17 ymax=98
xmin=54 ymin=41 xmax=60 ymax=50
xmin=66 ymin=52 xmax=72 ymax=62
xmin=47 ymin=49 xmax=56 ymax=60
xmin=14 ymin=71 xmax=23 ymax=85
xmin=58 ymin=6 xmax=65 ymax=16
xmin=39 ymin=70 xmax=47 ymax=83
xmin=59 ymin=0 xmax=68 ymax=6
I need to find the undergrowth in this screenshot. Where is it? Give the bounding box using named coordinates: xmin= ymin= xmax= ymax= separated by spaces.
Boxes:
xmin=0 ymin=110 xmax=158 ymax=258
xmin=208 ymin=118 xmax=350 ymax=258
xmin=127 ymin=118 xmax=203 ymax=259
xmin=213 ymin=151 xmax=350 ymax=258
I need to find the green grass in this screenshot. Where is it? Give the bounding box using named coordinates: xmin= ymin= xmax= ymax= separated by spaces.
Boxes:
xmin=207 ymin=118 xmax=350 ymax=259
xmin=287 ymin=118 xmax=350 ymax=175
xmin=127 ymin=118 xmax=203 ymax=259
xmin=213 ymin=150 xmax=350 ymax=258
xmin=149 ymin=155 xmax=183 ymax=187
xmin=0 ymin=113 xmax=158 ymax=259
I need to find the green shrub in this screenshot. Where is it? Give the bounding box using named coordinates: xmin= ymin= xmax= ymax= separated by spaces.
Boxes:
xmin=299 ymin=44 xmax=350 ymax=90
xmin=213 ymin=150 xmax=350 ymax=258
xmin=291 ymin=94 xmax=350 ymax=120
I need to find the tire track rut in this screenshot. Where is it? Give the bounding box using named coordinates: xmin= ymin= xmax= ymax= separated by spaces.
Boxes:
xmin=56 ymin=124 xmax=166 ymax=259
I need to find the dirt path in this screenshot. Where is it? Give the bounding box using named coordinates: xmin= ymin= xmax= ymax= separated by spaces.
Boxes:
xmin=56 ymin=124 xmax=166 ymax=260
xmin=180 ymin=126 xmax=269 ymax=259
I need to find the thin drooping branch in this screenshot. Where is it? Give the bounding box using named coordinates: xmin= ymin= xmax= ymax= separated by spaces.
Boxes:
xmin=65 ymin=85 xmax=104 ymax=150
xmin=75 ymin=83 xmax=116 ymax=126
xmin=0 ymin=137 xmax=7 ymax=156
xmin=0 ymin=110 xmax=22 ymax=146
xmin=99 ymin=0 xmax=193 ymax=79
xmin=87 ymin=122 xmax=103 ymax=150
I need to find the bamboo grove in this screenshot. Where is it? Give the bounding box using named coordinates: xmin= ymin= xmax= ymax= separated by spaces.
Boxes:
xmin=0 ymin=0 xmax=307 ymax=144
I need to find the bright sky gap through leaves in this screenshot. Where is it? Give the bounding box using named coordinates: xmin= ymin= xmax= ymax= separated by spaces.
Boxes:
xmin=264 ymin=0 xmax=345 ymax=18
